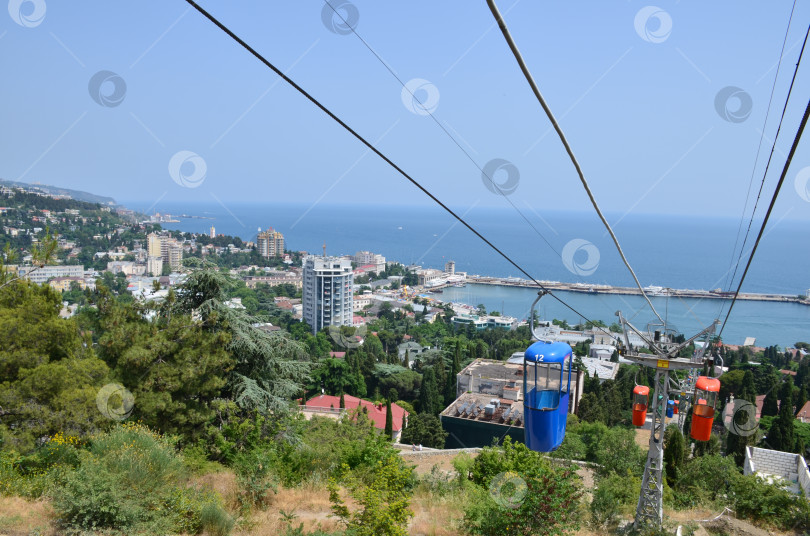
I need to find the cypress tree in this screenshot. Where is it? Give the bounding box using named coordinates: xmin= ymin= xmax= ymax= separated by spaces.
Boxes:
xmin=384 ymin=399 xmax=393 ymax=438
xmin=771 ymin=387 xmax=797 ymax=452
xmin=403 ymin=349 xmax=410 ymax=369
xmin=795 ymin=385 xmax=808 ymax=417
xmin=339 ymin=393 xmax=345 ymax=409
xmin=418 ymin=367 xmax=441 ymax=415
xmin=762 ymin=388 xmax=779 ymax=417
xmin=663 ymin=425 xmax=685 ymax=486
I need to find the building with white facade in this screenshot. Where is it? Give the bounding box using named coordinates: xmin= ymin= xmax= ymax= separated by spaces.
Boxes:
xmin=14 ymin=264 xmax=84 ymax=284
xmin=303 ymin=255 xmax=354 ymax=335
xmin=352 ymin=251 xmax=386 ymax=273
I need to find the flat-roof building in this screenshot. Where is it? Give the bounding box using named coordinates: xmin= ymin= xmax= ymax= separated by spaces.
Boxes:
xmin=303 ymin=255 xmax=354 ymax=335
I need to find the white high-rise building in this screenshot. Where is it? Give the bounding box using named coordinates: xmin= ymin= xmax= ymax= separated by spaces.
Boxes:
xmin=302 ymin=255 xmax=354 ymax=335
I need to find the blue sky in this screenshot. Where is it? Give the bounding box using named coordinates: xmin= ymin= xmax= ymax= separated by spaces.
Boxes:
xmin=3 ymin=0 xmax=810 ymax=222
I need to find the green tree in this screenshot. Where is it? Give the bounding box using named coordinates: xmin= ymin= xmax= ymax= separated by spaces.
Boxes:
xmin=384 ymin=399 xmax=393 ymax=439
xmin=172 ymin=266 xmax=310 ymax=413
xmin=94 ymin=294 xmax=232 ymax=441
xmin=769 ymin=387 xmax=798 ymax=452
xmin=795 ymin=385 xmax=807 ymax=416
xmin=309 ymin=358 xmax=366 ymax=398
xmin=328 ymin=450 xmax=414 ymax=536
xmin=400 ymin=413 xmax=447 ymax=448
xmin=418 ymin=367 xmax=441 ymax=416
xmin=663 ymin=424 xmax=685 ymax=486
xmin=0 ymin=281 xmax=110 ymax=452
xmin=761 ymin=383 xmax=779 ymax=417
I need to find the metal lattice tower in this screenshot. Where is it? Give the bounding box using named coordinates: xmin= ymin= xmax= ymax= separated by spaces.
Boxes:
xmin=616 ymin=312 xmax=718 ymax=529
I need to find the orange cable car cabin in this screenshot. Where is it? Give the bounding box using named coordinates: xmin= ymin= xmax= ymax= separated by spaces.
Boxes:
xmin=632 ymin=385 xmax=650 ymax=427
xmin=690 ymin=376 xmax=720 ymax=441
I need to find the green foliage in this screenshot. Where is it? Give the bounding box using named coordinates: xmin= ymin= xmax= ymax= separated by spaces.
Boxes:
xmin=173 ymin=266 xmax=311 ymax=414
xmin=417 ymin=366 xmax=441 ymax=415
xmin=94 ymin=293 xmax=233 ymax=442
xmin=592 ymin=427 xmax=645 ymax=478
xmin=384 ymin=400 xmax=393 ymax=438
xmin=663 ymin=425 xmax=685 ymax=486
xmin=590 ymin=473 xmax=640 ymax=528
xmin=328 ymin=450 xmax=415 ymax=536
xmin=310 ymin=358 xmax=367 ymax=398
xmin=232 ymin=448 xmax=277 ymax=513
xmin=550 ymin=415 xmax=587 ymax=461
xmin=52 ymin=423 xmax=230 ymax=535
xmin=462 ymin=438 xmax=582 ymax=536
xmin=0 ymin=281 xmax=110 ymax=452
xmin=399 ymin=413 xmax=447 ymax=449
xmin=268 ymin=412 xmax=396 ymax=487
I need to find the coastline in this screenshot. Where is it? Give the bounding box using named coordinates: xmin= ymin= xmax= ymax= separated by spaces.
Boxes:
xmin=428 ymin=277 xmax=810 ymax=306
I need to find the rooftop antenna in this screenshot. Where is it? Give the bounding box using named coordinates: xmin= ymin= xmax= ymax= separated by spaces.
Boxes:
xmin=322 ymin=242 xmax=326 ymax=258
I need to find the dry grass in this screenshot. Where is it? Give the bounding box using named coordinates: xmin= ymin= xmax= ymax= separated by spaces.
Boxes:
xmin=232 ymin=483 xmax=343 ymax=536
xmin=0 ymin=496 xmax=57 ymax=536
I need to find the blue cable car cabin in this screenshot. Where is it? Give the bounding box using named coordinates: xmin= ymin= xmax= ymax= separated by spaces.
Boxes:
xmin=523 ymin=341 xmax=573 ymax=452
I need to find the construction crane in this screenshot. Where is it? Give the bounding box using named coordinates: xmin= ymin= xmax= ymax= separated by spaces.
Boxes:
xmin=616 ymin=312 xmax=720 ymax=528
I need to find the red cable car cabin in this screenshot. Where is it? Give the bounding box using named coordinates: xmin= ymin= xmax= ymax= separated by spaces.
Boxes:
xmin=690 ymin=376 xmax=720 ymax=441
xmin=632 ymin=385 xmax=650 ymax=427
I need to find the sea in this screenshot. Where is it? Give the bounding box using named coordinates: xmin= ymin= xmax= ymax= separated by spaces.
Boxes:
xmin=128 ymin=201 xmax=810 ymax=348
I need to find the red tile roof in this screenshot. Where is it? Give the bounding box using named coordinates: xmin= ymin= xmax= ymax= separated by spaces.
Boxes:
xmin=304 ymin=394 xmax=409 ymax=432
xmin=329 ymin=351 xmax=346 ymax=358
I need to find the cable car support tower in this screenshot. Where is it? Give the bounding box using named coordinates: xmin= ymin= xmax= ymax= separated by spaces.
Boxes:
xmin=616 ymin=312 xmax=719 ymax=528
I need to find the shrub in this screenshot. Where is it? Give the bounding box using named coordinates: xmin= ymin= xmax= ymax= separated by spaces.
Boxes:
xmin=52 ymin=423 xmax=230 ymax=535
xmin=730 ymin=473 xmax=810 ymax=530
xmin=590 ymin=473 xmax=640 ymax=527
xmin=233 ymin=448 xmax=277 ymax=513
xmin=463 ymin=437 xmax=583 ymax=536
xmin=593 ymin=427 xmax=644 ymax=477
xmin=329 ymin=451 xmax=415 ymax=536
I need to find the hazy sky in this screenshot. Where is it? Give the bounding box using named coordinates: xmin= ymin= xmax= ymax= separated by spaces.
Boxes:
xmin=3 ymin=1 xmax=810 ymax=223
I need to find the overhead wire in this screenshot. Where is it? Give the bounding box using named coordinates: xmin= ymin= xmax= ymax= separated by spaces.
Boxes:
xmin=720 ymin=22 xmax=810 ymax=334
xmin=181 ymin=0 xmax=624 ymax=344
xmin=486 ymin=0 xmax=666 ymax=326
xmin=719 ymin=94 xmax=810 ymax=337
xmin=322 ymin=0 xmax=560 ymax=257
xmin=723 ymin=0 xmax=798 ymax=297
